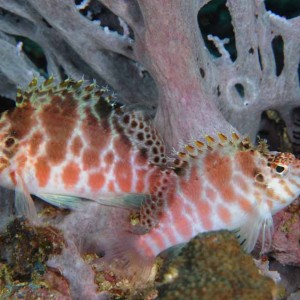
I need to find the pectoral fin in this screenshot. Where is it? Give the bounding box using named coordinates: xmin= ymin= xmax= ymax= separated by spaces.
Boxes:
xmin=14 ymin=174 xmax=37 ymax=221
xmin=36 ymin=192 xmax=147 ymax=210
xmin=235 ymin=210 xmax=273 ymax=253
xmin=36 ymin=193 xmax=90 ymax=210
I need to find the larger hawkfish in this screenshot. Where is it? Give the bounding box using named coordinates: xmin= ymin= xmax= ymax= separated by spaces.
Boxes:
xmin=0 ymin=77 xmax=170 ymax=223
xmin=1 ymin=78 xmax=300 ymax=282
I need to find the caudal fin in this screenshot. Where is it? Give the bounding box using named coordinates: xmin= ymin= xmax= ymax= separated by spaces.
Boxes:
xmin=98 ymin=231 xmax=156 ymax=287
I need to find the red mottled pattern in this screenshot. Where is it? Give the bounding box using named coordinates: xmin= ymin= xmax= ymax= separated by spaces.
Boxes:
xmin=136 ymin=137 xmax=300 ymax=258
xmin=0 ymin=79 xmax=168 ymax=234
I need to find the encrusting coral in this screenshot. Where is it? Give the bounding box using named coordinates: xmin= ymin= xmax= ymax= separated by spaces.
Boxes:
xmin=157 ymin=231 xmax=276 ymax=300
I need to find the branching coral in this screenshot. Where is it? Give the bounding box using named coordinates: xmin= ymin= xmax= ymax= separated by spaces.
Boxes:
xmin=0 ymin=1 xmax=299 ymax=148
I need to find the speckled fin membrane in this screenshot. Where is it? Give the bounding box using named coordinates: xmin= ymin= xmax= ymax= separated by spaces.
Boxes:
xmin=171 ymin=132 xmax=259 ymax=172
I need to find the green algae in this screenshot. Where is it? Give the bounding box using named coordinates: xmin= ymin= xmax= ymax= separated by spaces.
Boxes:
xmin=157 ymin=231 xmax=276 ymax=300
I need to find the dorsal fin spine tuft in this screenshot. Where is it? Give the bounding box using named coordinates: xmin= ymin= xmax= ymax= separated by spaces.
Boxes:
xmin=43 ymin=75 xmax=54 ymax=87
xmin=218 ymin=132 xmax=228 ymax=142
xmin=205 ymin=135 xmax=215 ymax=143
xmin=171 ymin=132 xmax=258 ymax=172
xmin=232 ymin=132 xmax=240 ymax=141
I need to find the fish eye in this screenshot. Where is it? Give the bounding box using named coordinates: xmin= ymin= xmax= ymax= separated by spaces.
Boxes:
xmin=275 ymin=165 xmax=286 ymax=174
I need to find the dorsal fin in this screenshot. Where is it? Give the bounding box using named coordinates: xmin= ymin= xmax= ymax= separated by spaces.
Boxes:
xmin=17 ymin=77 xmax=168 ymax=168
xmin=171 ymin=132 xmax=262 ymax=172
xmin=15 ymin=76 xmax=118 ymax=112
xmin=114 ymin=107 xmax=168 ymax=167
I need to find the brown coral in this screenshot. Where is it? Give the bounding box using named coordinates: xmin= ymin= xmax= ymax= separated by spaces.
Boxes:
xmin=157 ymin=231 xmax=276 ymax=300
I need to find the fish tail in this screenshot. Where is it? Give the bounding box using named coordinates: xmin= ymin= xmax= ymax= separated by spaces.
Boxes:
xmin=99 ymin=231 xmax=156 ymax=285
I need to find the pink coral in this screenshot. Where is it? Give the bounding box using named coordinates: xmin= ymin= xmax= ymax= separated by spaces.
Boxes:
xmin=269 ymin=198 xmax=300 ymax=266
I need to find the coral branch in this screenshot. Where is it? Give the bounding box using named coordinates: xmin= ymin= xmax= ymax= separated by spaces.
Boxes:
xmin=99 ymin=0 xmax=143 ymax=30
xmin=135 ymin=0 xmax=234 ymax=148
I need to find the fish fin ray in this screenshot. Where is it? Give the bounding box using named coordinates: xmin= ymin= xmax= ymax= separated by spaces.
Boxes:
xmin=14 ymin=174 xmax=38 ymax=221
xmin=37 ymin=192 xmax=147 ymax=210
xmin=171 ymin=132 xmax=258 ymax=171
xmin=36 ymin=193 xmax=91 ymax=210
xmin=94 ymin=193 xmax=147 ymax=209
xmin=99 ymin=232 xmax=155 ymax=285
xmin=235 ymin=209 xmax=273 ymax=253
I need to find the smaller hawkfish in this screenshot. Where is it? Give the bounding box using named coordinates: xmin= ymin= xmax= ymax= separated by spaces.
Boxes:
xmin=101 ymin=133 xmax=300 ymax=282
xmin=0 ymin=78 xmax=300 ymax=282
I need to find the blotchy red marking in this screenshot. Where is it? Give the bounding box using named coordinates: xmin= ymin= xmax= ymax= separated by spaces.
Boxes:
xmin=170 ymin=195 xmax=193 ymax=239
xmin=29 ymin=132 xmax=43 ymax=157
xmin=175 ymin=212 xmax=193 ymax=238
xmin=135 ymin=152 xmax=148 ymax=166
xmin=108 ymin=180 xmax=115 ymax=192
xmin=7 ymin=106 xmax=36 ymax=139
xmin=217 ymin=204 xmax=231 ymax=224
xmin=46 ymin=140 xmax=67 ymax=164
xmin=41 ymin=96 xmax=78 ymax=139
xmin=148 ymin=170 xmax=160 ymax=191
xmin=82 ymin=148 xmax=100 ymax=170
xmin=238 ymin=197 xmax=252 ymax=213
xmin=104 ymin=151 xmax=114 ymax=165
xmin=62 ymin=162 xmax=80 ymax=188
xmin=234 ymin=175 xmax=249 ymax=193
xmin=179 ymin=165 xmax=202 ymax=203
xmin=16 ymin=154 xmax=27 ymax=170
xmin=114 ymin=136 xmax=132 ymax=159
xmin=163 ymin=226 xmax=179 ymax=245
xmin=115 ymin=160 xmax=133 ymax=192
xmin=279 ymin=179 xmax=295 ymax=197
xmin=235 ymin=151 xmax=256 ymax=178
xmin=71 ymin=136 xmax=83 ymax=156
xmin=138 ymin=237 xmax=156 ymax=257
xmin=136 ymin=176 xmax=146 ymax=193
xmin=35 ymin=156 xmax=51 ymax=187
xmin=197 ymin=200 xmax=212 ymax=230
xmin=204 ymin=152 xmax=236 ymax=202
xmin=222 ymin=186 xmax=236 ymax=202
xmin=40 ymin=96 xmax=78 ymax=164
xmin=88 ymin=172 xmax=105 ymax=192
xmin=82 ymin=107 xmax=111 ymax=150
xmin=205 ymin=187 xmax=216 ymax=201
